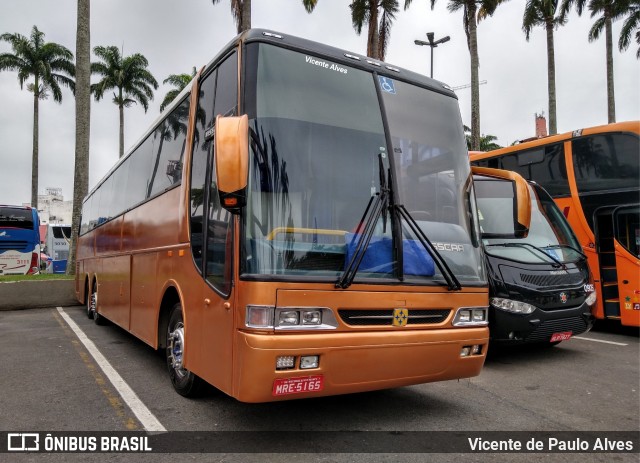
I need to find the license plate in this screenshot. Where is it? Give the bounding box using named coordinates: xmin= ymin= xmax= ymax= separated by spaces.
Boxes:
xmin=272 ymin=375 xmax=324 ymax=396
xmin=550 ymin=331 xmax=572 ymax=342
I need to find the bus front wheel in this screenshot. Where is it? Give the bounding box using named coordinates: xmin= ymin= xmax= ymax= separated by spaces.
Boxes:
xmin=166 ymin=303 xmax=204 ymax=397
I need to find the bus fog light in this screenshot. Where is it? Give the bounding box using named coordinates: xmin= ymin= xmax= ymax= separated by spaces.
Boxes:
xmin=246 ymin=306 xmax=274 ymax=328
xmin=471 ymin=345 xmax=481 ymax=355
xmin=585 ymin=292 xmax=597 ymax=306
xmin=276 ymin=356 xmax=295 ymax=370
xmin=301 ymin=310 xmax=321 ymax=325
xmin=279 ymin=311 xmax=300 ymax=326
xmin=300 ymin=355 xmax=319 ymax=369
xmin=460 ymin=346 xmax=471 ymax=357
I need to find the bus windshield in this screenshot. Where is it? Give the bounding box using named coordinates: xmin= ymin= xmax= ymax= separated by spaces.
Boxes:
xmin=477 ymin=181 xmax=584 ymax=264
xmin=241 ymin=43 xmax=484 ymax=285
xmin=0 ymin=207 xmax=35 ymax=230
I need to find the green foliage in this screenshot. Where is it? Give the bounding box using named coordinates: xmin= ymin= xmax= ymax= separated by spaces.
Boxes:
xmin=91 ymin=45 xmax=158 ymax=111
xmin=0 ymin=25 xmax=75 ymax=100
xmin=160 ymin=67 xmax=196 ymax=112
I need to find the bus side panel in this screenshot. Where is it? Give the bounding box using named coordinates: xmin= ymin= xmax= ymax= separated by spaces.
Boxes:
xmin=130 ymin=252 xmax=158 ymax=346
xmin=615 ymin=241 xmax=640 ymax=327
xmin=99 ymin=255 xmax=131 ymax=330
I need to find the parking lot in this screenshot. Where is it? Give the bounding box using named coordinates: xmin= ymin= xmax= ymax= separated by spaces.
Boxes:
xmin=1 ymin=305 xmax=638 ymax=462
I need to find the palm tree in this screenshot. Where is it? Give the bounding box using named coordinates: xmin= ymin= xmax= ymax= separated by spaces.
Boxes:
xmin=560 ymin=0 xmax=630 ymax=123
xmin=67 ymin=0 xmax=91 ymax=276
xmin=619 ymin=0 xmax=640 ymax=58
xmin=464 ymin=125 xmax=502 ymax=150
xmin=0 ymin=26 xmax=75 ymax=208
xmin=212 ymin=0 xmax=251 ymax=33
xmin=91 ymin=46 xmax=158 ymax=158
xmin=303 ymin=1 xmax=415 ymax=61
xmin=523 ymin=1 xmax=567 ymax=135
xmin=431 ymin=0 xmax=503 ymax=151
xmin=160 ymin=67 xmax=196 ymax=112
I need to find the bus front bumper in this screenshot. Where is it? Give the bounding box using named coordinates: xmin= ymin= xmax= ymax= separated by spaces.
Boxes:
xmin=232 ymin=327 xmax=488 ymax=403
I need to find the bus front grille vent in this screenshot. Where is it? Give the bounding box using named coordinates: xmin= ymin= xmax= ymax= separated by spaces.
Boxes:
xmin=519 ymin=272 xmax=583 ymax=288
xmin=524 ymin=317 xmax=588 ymax=343
xmin=338 ymin=309 xmax=451 ymax=326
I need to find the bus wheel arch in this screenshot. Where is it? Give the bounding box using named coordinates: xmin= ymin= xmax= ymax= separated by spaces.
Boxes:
xmin=165 ymin=301 xmax=204 ymax=397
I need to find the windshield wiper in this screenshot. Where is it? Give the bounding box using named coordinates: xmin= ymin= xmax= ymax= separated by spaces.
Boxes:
xmin=486 ymin=242 xmax=565 ymax=268
xmin=395 ymin=204 xmax=462 ymax=291
xmin=336 ymin=154 xmax=389 ymax=289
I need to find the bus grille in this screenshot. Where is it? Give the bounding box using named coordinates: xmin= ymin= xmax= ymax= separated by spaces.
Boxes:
xmin=338 ymin=309 xmax=451 ymax=326
xmin=524 ymin=317 xmax=588 ymax=343
xmin=519 ymin=273 xmax=583 ymax=288
xmin=0 ymin=240 xmax=29 ymax=251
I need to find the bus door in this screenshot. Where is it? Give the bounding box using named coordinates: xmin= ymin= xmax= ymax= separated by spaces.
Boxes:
xmin=612 ymin=206 xmax=640 ymax=327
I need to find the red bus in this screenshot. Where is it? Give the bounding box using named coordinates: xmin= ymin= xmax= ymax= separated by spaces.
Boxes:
xmin=471 ymin=121 xmax=640 ymax=327
xmin=76 ymin=30 xmax=529 ymax=402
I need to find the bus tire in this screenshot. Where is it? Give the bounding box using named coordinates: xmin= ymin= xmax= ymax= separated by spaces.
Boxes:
xmin=166 ymin=303 xmax=204 ymax=397
xmin=91 ymin=282 xmax=108 ymax=326
xmin=86 ymin=281 xmax=96 ymax=319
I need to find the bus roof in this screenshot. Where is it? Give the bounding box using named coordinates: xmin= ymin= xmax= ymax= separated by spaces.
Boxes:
xmin=469 ymin=120 xmax=640 ymax=163
xmin=84 ymin=29 xmax=460 ymax=205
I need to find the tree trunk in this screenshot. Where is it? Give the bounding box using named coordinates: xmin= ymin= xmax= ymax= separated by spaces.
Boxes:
xmin=31 ymin=77 xmax=39 ymax=209
xmin=468 ymin=3 xmax=480 ymax=151
xmin=119 ymin=90 xmax=125 ymax=158
xmin=241 ymin=0 xmax=251 ymax=32
xmin=67 ymin=0 xmax=91 ymax=276
xmin=605 ymin=15 xmax=615 ymax=123
xmin=545 ymin=17 xmax=557 ymax=135
xmin=367 ymin=1 xmax=379 ymax=59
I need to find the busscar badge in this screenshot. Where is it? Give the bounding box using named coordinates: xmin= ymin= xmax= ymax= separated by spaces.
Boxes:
xmin=393 ymin=308 xmax=408 ymax=327
xmin=559 ymin=292 xmax=568 ymax=304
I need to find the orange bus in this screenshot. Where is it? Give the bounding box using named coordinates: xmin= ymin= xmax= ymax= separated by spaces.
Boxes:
xmin=470 ymin=121 xmax=640 ymax=327
xmin=76 ymin=30 xmax=529 ymax=402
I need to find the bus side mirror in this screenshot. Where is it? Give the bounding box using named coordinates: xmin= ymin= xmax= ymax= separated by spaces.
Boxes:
xmin=215 ymin=114 xmax=249 ymax=214
xmin=471 ymin=166 xmax=531 ymax=238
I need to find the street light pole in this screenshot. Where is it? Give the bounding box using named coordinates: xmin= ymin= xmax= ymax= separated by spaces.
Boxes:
xmin=414 ymin=32 xmax=450 ymax=79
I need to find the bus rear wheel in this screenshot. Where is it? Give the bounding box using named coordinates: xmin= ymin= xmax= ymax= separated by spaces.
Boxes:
xmin=166 ymin=303 xmax=204 ymax=397
xmin=86 ymin=282 xmax=96 ymax=319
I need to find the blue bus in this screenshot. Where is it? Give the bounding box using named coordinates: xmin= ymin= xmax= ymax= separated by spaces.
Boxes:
xmin=0 ymin=205 xmax=40 ymax=275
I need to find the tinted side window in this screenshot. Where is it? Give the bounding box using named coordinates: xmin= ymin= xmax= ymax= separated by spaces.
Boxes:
xmin=80 ymin=197 xmax=92 ymax=235
xmin=205 ymin=52 xmax=237 ymax=294
xmin=125 ymin=134 xmax=155 ymax=207
xmin=148 ymin=96 xmax=190 ymax=198
xmin=97 ymin=176 xmax=114 ymax=224
xmin=190 ymin=69 xmax=217 ymax=272
xmin=517 ymin=143 xmax=569 ymax=197
xmin=110 ymin=159 xmax=130 ymax=218
xmin=572 ymin=133 xmax=640 ymax=193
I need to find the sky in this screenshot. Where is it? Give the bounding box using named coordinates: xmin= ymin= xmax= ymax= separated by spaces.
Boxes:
xmin=0 ymin=0 xmax=638 ymax=207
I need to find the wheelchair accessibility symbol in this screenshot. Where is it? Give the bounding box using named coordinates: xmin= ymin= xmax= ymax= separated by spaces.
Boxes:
xmin=379 ymin=76 xmax=396 ymax=94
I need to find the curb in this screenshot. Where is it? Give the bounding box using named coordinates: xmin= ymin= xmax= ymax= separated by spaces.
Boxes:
xmin=0 ymin=279 xmax=78 ymax=310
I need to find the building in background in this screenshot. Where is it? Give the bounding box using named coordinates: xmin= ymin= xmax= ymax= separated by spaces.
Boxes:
xmin=35 ymin=187 xmax=73 ymax=225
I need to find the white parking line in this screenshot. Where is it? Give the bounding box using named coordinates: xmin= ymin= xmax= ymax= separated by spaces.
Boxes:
xmin=56 ymin=307 xmax=167 ymax=432
xmin=573 ymin=336 xmax=628 ymax=346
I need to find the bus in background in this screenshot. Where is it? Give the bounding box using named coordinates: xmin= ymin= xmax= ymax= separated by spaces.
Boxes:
xmin=470 ymin=122 xmax=640 ymax=327
xmin=473 ymin=169 xmax=595 ymax=345
xmin=45 ymin=224 xmax=71 ymax=273
xmin=0 ymin=205 xmax=40 ymax=275
xmin=76 ymin=29 xmax=530 ymax=402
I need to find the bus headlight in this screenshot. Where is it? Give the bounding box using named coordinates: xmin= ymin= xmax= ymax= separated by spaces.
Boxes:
xmin=490 ymin=297 xmax=536 ymax=314
xmin=453 ymin=307 xmax=488 ymax=326
xmin=279 ymin=311 xmax=300 ymax=326
xmin=585 ymin=291 xmax=597 ymax=307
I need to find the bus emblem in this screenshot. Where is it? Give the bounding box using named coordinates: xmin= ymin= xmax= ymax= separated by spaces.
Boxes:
xmin=392 ymin=308 xmax=408 ymax=327
xmin=559 ymin=292 xmax=568 ymax=304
